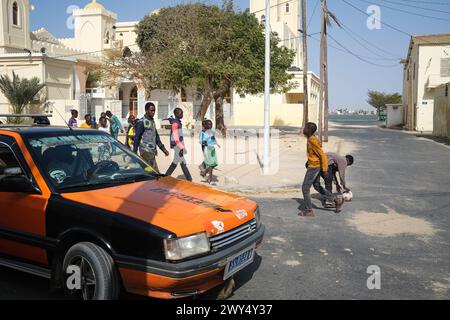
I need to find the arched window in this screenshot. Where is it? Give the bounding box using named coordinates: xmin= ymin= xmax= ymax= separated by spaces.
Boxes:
xmin=12 ymin=2 xmax=19 ymax=26
xmin=285 ymin=3 xmax=290 ymax=14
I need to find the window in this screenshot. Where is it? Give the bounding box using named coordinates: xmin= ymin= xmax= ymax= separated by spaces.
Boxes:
xmin=0 ymin=144 xmax=23 ymax=179
xmin=12 ymin=2 xmax=19 ymax=26
xmin=104 ymin=31 xmax=110 ymax=44
xmin=285 ymin=3 xmax=290 ymax=14
xmin=441 ymin=58 xmax=450 ymax=77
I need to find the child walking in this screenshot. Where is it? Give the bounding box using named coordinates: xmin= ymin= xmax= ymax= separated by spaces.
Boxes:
xmin=299 ymin=122 xmax=344 ymax=217
xmin=199 ymin=120 xmax=218 ymax=184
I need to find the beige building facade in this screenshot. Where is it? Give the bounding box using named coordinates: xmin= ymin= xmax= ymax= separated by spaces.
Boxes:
xmin=403 ymin=34 xmax=450 ymax=132
xmin=245 ymin=0 xmax=320 ymax=127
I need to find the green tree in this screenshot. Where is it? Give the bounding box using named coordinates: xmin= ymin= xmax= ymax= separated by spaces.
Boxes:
xmin=367 ymin=90 xmax=402 ymax=115
xmin=136 ymin=3 xmax=295 ymax=134
xmin=0 ymin=72 xmax=45 ymax=124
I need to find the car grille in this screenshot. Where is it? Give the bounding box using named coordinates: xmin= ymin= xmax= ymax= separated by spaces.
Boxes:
xmin=209 ymin=219 xmax=257 ymax=251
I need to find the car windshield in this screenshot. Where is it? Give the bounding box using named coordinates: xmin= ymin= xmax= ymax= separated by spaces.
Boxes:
xmin=27 ymin=133 xmax=159 ymax=191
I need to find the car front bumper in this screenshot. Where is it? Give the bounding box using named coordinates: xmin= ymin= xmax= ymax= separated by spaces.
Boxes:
xmin=117 ymin=224 xmax=265 ymax=298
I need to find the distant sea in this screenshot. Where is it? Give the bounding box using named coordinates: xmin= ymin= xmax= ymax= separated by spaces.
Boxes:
xmin=329 ymin=114 xmax=379 ymax=122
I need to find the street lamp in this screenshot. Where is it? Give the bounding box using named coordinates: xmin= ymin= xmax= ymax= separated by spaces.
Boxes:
xmin=263 ymin=0 xmax=271 ymax=175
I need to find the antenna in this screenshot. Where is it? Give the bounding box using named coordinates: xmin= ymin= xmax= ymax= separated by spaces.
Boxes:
xmin=45 ymin=101 xmax=73 ymax=131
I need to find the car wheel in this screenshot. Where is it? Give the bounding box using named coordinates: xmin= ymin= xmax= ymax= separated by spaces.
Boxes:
xmin=216 ymin=277 xmax=236 ymax=300
xmin=62 ymin=242 xmax=120 ymax=300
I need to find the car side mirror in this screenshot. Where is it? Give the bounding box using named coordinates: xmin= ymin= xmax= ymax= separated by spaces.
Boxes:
xmin=0 ymin=174 xmax=40 ymax=194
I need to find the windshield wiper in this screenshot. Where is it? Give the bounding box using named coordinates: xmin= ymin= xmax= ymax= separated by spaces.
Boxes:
xmin=110 ymin=174 xmax=156 ymax=183
xmin=58 ymin=180 xmax=124 ymax=191
xmin=58 ymin=173 xmax=162 ymax=191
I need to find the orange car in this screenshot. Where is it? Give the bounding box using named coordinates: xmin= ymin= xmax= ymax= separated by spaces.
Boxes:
xmin=0 ymin=126 xmax=264 ymax=300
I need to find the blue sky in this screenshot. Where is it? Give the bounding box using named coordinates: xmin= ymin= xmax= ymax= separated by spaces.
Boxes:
xmin=30 ymin=0 xmax=450 ymax=110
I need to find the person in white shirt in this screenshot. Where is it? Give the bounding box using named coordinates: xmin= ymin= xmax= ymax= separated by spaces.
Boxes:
xmin=98 ymin=116 xmax=110 ymax=134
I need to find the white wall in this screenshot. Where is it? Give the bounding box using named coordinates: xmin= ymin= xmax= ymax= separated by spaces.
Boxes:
xmin=115 ymin=21 xmax=138 ymax=50
xmin=386 ymin=105 xmax=403 ymax=128
xmin=413 ymin=45 xmax=450 ymax=131
xmin=433 ymin=83 xmax=450 ymax=138
xmin=250 ymin=0 xmax=302 ymax=68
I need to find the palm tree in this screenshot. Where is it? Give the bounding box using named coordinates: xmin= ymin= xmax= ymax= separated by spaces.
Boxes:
xmin=0 ymin=71 xmax=45 ymax=124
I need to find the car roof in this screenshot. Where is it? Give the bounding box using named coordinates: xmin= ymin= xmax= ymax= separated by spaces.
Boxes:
xmin=0 ymin=126 xmax=103 ymax=137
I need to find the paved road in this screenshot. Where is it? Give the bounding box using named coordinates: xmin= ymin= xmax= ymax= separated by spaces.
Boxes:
xmin=232 ymin=122 xmax=450 ymax=299
xmin=1 ymin=122 xmax=449 ymax=299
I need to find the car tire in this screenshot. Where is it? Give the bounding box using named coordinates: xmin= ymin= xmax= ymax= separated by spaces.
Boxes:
xmin=62 ymin=242 xmax=120 ymax=300
xmin=216 ymin=277 xmax=236 ymax=300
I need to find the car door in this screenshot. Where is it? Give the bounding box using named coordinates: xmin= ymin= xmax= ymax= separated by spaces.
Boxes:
xmin=0 ymin=134 xmax=50 ymax=266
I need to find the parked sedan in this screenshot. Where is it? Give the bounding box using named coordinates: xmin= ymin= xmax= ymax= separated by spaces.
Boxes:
xmin=0 ymin=126 xmax=264 ymax=300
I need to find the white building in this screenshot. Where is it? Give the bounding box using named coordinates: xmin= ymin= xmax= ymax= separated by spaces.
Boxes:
xmin=403 ymin=34 xmax=450 ymax=132
xmin=245 ymin=0 xmax=321 ymax=127
xmin=0 ymin=0 xmax=320 ymax=128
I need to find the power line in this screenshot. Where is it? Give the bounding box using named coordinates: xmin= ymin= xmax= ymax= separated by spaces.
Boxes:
xmin=342 ymin=0 xmax=415 ymax=37
xmin=307 ymin=0 xmax=320 ymax=29
xmin=353 ymin=0 xmax=450 ymax=22
xmin=252 ymin=0 xmax=295 ymax=15
xmin=340 ymin=22 xmax=403 ymax=58
xmin=342 ymin=0 xmax=450 ymax=49
xmin=327 ymin=33 xmax=401 ymax=68
xmin=385 ymin=0 xmax=450 ymax=6
xmin=308 ymin=33 xmax=400 ymax=68
xmin=339 ymin=25 xmax=402 ymax=60
xmin=279 ymin=32 xmax=320 ymax=42
xmin=381 ymin=0 xmax=450 ymax=14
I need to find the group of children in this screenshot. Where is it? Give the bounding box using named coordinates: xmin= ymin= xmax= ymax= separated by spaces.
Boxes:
xmin=125 ymin=103 xmax=219 ymax=184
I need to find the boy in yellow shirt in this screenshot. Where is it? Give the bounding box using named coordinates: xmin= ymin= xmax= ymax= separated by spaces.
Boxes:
xmin=299 ymin=122 xmax=344 ymax=216
xmin=80 ymin=114 xmax=94 ymax=129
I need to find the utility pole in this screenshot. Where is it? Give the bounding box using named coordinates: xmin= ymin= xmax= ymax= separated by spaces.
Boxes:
xmin=319 ymin=0 xmax=341 ymax=142
xmin=318 ymin=0 xmax=327 ymax=144
xmin=323 ymin=1 xmax=329 ymax=143
xmin=301 ymin=0 xmax=309 ymax=128
xmin=263 ymin=0 xmax=271 ymax=175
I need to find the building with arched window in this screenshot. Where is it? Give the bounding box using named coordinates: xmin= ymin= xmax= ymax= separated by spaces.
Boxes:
xmin=1 ymin=0 xmax=320 ymax=128
xmin=0 ymin=0 xmax=31 ymax=53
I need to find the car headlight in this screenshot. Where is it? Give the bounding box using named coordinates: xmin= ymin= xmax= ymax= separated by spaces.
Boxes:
xmin=255 ymin=207 xmax=262 ymax=228
xmin=164 ymin=232 xmax=210 ymax=261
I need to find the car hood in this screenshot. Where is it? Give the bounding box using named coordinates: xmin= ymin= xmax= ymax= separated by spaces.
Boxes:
xmin=62 ymin=176 xmax=258 ymax=237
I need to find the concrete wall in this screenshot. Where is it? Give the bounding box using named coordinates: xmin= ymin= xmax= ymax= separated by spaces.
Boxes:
xmin=433 ymin=84 xmax=450 ymax=138
xmin=386 ymin=105 xmax=404 ymax=128
xmin=229 ymin=90 xmax=315 ymax=127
